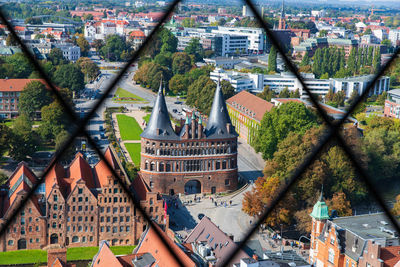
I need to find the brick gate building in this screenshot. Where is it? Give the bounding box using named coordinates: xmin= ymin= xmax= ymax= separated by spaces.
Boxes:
xmin=139 ymin=82 xmax=239 ymax=195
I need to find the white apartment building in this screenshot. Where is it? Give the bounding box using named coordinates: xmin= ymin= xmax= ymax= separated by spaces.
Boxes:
xmin=211 ymin=26 xmax=265 ymax=53
xmin=54 ymin=44 xmax=81 ymax=62
xmin=210 ymin=68 xmax=390 ymax=99
xmin=389 ymin=29 xmax=400 ymax=46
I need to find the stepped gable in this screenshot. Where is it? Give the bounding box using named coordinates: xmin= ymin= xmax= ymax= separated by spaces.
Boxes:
xmin=64 ymin=153 xmax=96 ymax=195
xmin=140 ymin=83 xmax=179 ymax=141
xmin=205 ymin=81 xmax=238 ymax=139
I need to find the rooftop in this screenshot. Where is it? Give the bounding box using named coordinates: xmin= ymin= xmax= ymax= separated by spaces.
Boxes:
xmin=332 ymin=213 xmax=397 ymax=240
xmin=227 ymin=91 xmax=274 ymax=122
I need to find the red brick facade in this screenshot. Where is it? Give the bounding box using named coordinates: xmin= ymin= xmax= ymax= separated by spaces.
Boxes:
xmin=0 ymin=148 xmax=165 ymax=252
xmin=140 ymin=124 xmax=238 ymax=195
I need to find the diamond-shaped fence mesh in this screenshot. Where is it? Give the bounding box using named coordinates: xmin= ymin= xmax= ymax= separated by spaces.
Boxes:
xmin=0 ymin=0 xmax=399 ymax=266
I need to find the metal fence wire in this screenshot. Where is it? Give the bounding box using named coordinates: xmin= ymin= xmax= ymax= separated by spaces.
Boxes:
xmin=0 ymin=0 xmax=398 ymax=266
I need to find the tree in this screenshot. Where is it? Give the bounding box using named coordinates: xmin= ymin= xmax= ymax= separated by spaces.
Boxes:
xmin=5 ymin=53 xmax=33 ymax=78
xmin=366 ymin=46 xmax=374 ymax=66
xmin=38 ymin=101 xmax=69 ymax=140
xmin=53 ymin=64 xmax=84 ymax=92
xmin=300 ymin=52 xmax=310 ymax=67
xmin=392 ymin=194 xmax=400 ymax=216
xmin=267 ymin=46 xmax=277 ymax=73
xmin=55 ymin=129 xmax=75 ymax=161
xmin=347 ymin=47 xmax=357 ymax=75
xmin=100 ymin=34 xmax=128 ymax=61
xmin=254 ymin=102 xmax=318 ymax=159
xmin=6 ymin=34 xmax=18 ymax=46
xmin=376 ymin=92 xmax=387 ymax=106
xmin=186 ymin=76 xmax=233 ymax=114
xmin=9 ymin=115 xmax=38 ymax=161
xmin=381 ymin=39 xmax=392 ymax=47
xmin=92 ymin=39 xmax=104 ymax=51
xmin=372 ymin=48 xmax=381 ymax=74
xmin=347 ymin=90 xmax=359 ymax=106
xmin=19 ymin=80 xmax=52 ymax=119
xmin=242 ymin=176 xmax=295 ymax=227
xmin=184 ymin=38 xmax=204 ymax=62
xmin=278 ymin=87 xmax=290 ymax=98
xmin=77 ymin=57 xmax=100 ymax=82
xmin=169 ymin=74 xmax=189 ymax=95
xmin=0 ymin=123 xmax=11 ymax=157
xmin=76 ymin=34 xmax=90 ymax=56
xmin=326 ymin=192 xmax=352 ymax=217
xmin=318 ymin=29 xmax=328 ymax=37
xmin=172 ymin=52 xmax=192 ymax=75
xmin=0 ymin=171 xmax=7 ymax=186
xmin=220 ymin=80 xmax=235 ymax=99
xmin=83 ymin=13 xmax=94 ymax=21
xmin=48 ymin=48 xmax=66 ymax=66
xmin=257 ymin=85 xmax=275 ymax=101
xmin=154 ymin=52 xmax=172 ymax=68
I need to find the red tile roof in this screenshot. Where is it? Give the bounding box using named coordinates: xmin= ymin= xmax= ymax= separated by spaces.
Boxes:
xmin=184 ymin=216 xmax=250 ymax=265
xmin=0 ymin=79 xmax=51 ymax=92
xmin=226 ymin=91 xmax=274 ymax=122
xmin=94 ymin=147 xmax=117 ymax=187
xmin=7 ymin=162 xmax=38 ymax=205
xmin=68 ymin=153 xmax=96 ymax=190
xmin=381 ymin=246 xmax=400 ymax=267
xmin=129 ymin=30 xmax=145 ymax=38
xmin=91 ymin=241 xmax=124 ymax=267
xmin=135 ymin=224 xmax=196 ymax=267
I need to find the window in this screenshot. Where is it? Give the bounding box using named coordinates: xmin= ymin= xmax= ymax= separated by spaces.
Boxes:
xmin=328 ymin=248 xmax=335 ymax=263
xmin=8 ymin=240 xmax=13 ymax=246
xmin=126 ymin=226 xmax=130 ymax=232
xmin=126 ymin=207 xmax=130 ymax=212
xmin=120 ymin=207 xmax=124 ymax=212
xmin=54 ymin=195 xmax=58 ymax=202
xmin=113 ymin=217 xmax=118 ymax=223
xmin=120 ymin=226 xmax=124 ymax=232
xmin=120 ymin=216 xmax=124 ymax=222
xmin=53 ymin=204 xmax=58 ymax=210
xmin=113 ymin=227 xmax=117 ymax=233
xmin=72 ymin=236 xmax=79 ymax=243
xmin=126 ymin=216 xmax=130 ymax=222
xmin=113 ymin=207 xmax=117 ymax=213
xmin=101 ymin=227 xmax=104 ymax=232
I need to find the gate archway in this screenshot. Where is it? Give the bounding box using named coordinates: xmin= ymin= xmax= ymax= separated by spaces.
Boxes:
xmin=184 ymin=180 xmax=201 ymax=194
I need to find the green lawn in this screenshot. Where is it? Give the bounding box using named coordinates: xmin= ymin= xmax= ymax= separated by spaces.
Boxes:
xmin=67 ymin=246 xmax=136 ymax=260
xmin=0 ymin=246 xmax=136 ymax=265
xmin=125 ymin=143 xmax=141 ymax=166
xmin=113 ymin=87 xmax=146 ymax=102
xmin=143 ymin=113 xmax=151 ymax=123
xmin=116 ymin=114 xmax=142 ymax=140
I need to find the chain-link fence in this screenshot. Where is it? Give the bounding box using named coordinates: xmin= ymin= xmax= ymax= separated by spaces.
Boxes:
xmin=0 ymin=0 xmax=398 ymax=266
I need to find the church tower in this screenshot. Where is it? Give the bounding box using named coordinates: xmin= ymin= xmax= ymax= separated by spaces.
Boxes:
xmin=309 ymin=189 xmax=330 ymax=265
xmin=278 ymin=0 xmax=286 ymax=30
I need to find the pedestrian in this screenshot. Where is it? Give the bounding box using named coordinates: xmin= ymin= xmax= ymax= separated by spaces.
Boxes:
xmin=230 ymin=200 xmax=232 ymax=206
xmin=214 ymin=202 xmax=217 ymax=207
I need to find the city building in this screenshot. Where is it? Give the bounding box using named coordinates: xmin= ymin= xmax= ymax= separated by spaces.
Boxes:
xmin=91 ymin=224 xmax=197 ymax=267
xmin=0 ymin=79 xmax=51 ymax=119
xmin=54 ymin=44 xmax=81 ymax=62
xmin=139 ymin=83 xmax=238 ymax=195
xmin=226 ymin=90 xmax=274 ymax=145
xmin=183 ymin=216 xmax=250 ymax=266
xmin=384 ymin=89 xmax=400 ymax=119
xmin=293 ymin=38 xmax=358 ymax=58
xmin=0 ymin=147 xmax=165 ymax=252
xmin=211 ymin=26 xmax=265 ymax=54
xmin=309 ymin=192 xmax=399 ymax=267
xmin=210 ymin=69 xmax=390 ymax=99
xmin=389 ymin=29 xmax=400 ymax=47
xmin=278 ymin=0 xmax=286 ymax=30
xmin=128 ymin=30 xmax=146 ymax=50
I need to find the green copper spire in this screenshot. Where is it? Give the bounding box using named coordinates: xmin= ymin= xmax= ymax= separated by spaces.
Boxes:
xmin=310 ymin=188 xmax=330 ymax=220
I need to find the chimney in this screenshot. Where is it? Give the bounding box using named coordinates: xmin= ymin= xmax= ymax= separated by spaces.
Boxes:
xmin=226 ymin=123 xmax=232 ymax=134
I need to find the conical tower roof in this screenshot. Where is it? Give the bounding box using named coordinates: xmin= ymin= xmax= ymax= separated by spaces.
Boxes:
xmin=205 ymin=81 xmax=238 ymax=139
xmin=310 ymin=189 xmax=330 ymax=220
xmin=140 ymin=83 xmax=179 ymax=140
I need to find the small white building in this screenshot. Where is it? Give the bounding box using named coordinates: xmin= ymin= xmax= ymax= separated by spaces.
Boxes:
xmin=389 ymin=29 xmax=400 ymax=46
xmin=54 ymin=44 xmax=81 ymax=62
